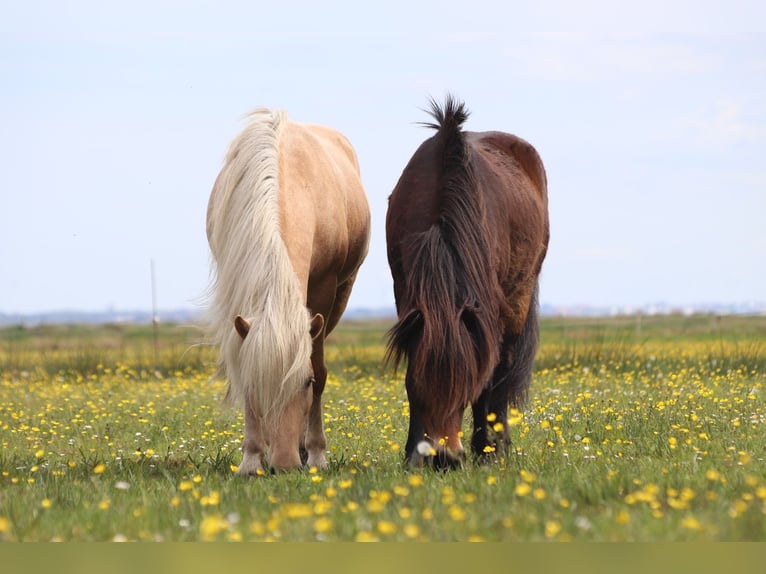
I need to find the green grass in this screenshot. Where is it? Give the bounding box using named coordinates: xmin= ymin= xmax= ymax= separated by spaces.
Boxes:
xmin=0 ymin=315 xmax=764 ymax=541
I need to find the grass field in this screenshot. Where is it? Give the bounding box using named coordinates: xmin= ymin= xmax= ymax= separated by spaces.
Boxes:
xmin=0 ymin=314 xmax=764 ymax=541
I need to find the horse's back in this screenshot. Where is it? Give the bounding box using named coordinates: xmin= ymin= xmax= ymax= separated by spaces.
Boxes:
xmin=278 ymin=120 xmax=370 ymax=302
xmin=466 ymin=130 xmax=549 ymax=334
xmin=468 ymin=131 xmax=547 ymax=204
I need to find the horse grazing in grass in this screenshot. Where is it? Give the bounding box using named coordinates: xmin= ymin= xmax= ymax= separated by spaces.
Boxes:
xmin=206 ymin=108 xmax=370 ymax=473
xmin=385 ymin=96 xmax=549 ymax=469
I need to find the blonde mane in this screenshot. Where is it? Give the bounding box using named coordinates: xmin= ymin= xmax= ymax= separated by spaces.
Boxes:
xmin=205 ymin=108 xmax=313 ymax=427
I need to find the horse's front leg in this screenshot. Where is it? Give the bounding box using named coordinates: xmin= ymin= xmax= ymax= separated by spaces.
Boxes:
xmin=304 ymin=345 xmax=328 ymax=469
xmin=238 ymin=396 xmax=267 ymax=476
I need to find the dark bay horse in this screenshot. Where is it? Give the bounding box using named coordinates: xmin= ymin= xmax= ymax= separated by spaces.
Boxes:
xmin=206 ymin=108 xmax=370 ymax=473
xmin=385 ymin=96 xmax=549 ymax=468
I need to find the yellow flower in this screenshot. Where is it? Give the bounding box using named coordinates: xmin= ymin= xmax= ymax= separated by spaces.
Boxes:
xmin=515 ymin=483 xmax=531 ymax=497
xmin=448 ymin=506 xmax=466 ymax=521
xmin=98 ymin=499 xmax=111 ymax=510
xmin=407 ymin=475 xmax=424 ymax=488
xmin=179 ymin=480 xmax=193 ymax=492
xmin=338 ymin=479 xmax=353 ymax=489
xmin=519 ymin=469 xmax=537 ymax=483
xmin=283 ymin=504 xmax=312 ymax=519
xmin=615 ymin=510 xmax=630 ymax=525
xmin=41 ymin=499 xmax=53 ymax=509
xmin=93 ymin=463 xmax=106 ymax=475
xmin=0 ymin=517 xmax=11 ymax=534
xmin=377 ymin=521 xmax=397 ymax=534
xmin=355 ymin=531 xmax=378 ymax=542
xmin=403 ymin=524 xmax=420 ymax=539
xmin=545 ymin=520 xmax=562 ymax=538
xmin=681 ymin=515 xmax=703 ymax=531
xmin=35 ymin=449 xmax=44 ymax=459
xmin=200 ymin=515 xmax=229 ymax=541
xmin=487 ymin=475 xmax=497 ymax=486
xmin=314 ymin=517 xmax=333 ymax=534
xmin=533 ymin=488 xmax=547 ymax=500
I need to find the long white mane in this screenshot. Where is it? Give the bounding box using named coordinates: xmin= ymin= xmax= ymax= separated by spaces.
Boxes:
xmin=205 ymin=108 xmax=313 ymax=426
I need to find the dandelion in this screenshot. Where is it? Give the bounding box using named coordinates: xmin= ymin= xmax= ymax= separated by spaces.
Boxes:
xmin=544 ymin=520 xmax=562 ymax=538
xmin=416 ymin=441 xmax=436 ymax=457
xmin=355 ymin=531 xmax=377 ymax=542
xmin=407 ymin=475 xmax=424 ymax=488
xmin=98 ymin=499 xmax=111 ymax=510
xmin=507 ymin=409 xmax=524 ymax=426
xmin=681 ymin=516 xmax=703 ymax=531
xmin=615 ymin=510 xmax=630 ymax=525
xmin=515 ymin=483 xmax=531 ymax=497
xmin=393 ymin=485 xmax=410 ymax=497
xmin=403 ymin=524 xmax=420 ymax=539
xmin=314 ymin=517 xmax=333 ymax=534
xmin=284 ymin=504 xmax=312 ymax=519
xmin=41 ymin=499 xmax=53 ymax=509
xmin=533 ymin=488 xmax=547 ymax=500
xmin=179 ymin=481 xmax=193 ymax=492
xmin=520 ymin=469 xmax=537 ymax=483
xmin=0 ymin=517 xmax=10 ymax=534
xmin=200 ymin=514 xmax=229 ymax=541
xmin=487 ymin=475 xmax=498 ymax=486
xmin=377 ymin=520 xmax=397 ymax=534
xmin=448 ymin=506 xmax=466 ymax=521
xmin=339 ymin=479 xmax=353 ymax=489
xmin=705 ymin=469 xmax=720 ymax=482
xmin=93 ymin=463 xmax=106 ymax=475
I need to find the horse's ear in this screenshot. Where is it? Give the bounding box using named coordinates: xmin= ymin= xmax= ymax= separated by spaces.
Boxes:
xmin=309 ymin=313 xmax=325 ymax=340
xmin=234 ymin=315 xmax=251 ymax=339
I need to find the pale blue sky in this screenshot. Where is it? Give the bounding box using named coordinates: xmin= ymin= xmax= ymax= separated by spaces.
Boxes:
xmin=1 ymin=0 xmax=764 ymax=314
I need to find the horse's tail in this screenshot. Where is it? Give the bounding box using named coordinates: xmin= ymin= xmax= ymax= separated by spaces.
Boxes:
xmin=386 ymin=96 xmax=503 ymax=418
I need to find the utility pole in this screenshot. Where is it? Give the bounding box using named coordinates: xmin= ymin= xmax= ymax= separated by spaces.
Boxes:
xmin=151 ymin=259 xmax=159 ymax=366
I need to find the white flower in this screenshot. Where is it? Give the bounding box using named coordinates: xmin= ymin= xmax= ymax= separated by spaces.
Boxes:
xmin=114 ymin=481 xmax=130 ymax=491
xmin=416 ymin=441 xmax=433 ymax=456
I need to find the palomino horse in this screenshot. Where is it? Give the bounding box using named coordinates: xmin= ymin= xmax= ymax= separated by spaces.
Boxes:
xmin=385 ymin=96 xmax=549 ymax=468
xmin=206 ymin=108 xmax=370 ymax=473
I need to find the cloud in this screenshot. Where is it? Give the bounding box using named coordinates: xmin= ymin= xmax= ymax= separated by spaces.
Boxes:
xmin=677 ymin=99 xmax=766 ymax=147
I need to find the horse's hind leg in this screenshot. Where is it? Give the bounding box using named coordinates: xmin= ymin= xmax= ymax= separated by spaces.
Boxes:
xmin=471 ymin=290 xmax=540 ymax=461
